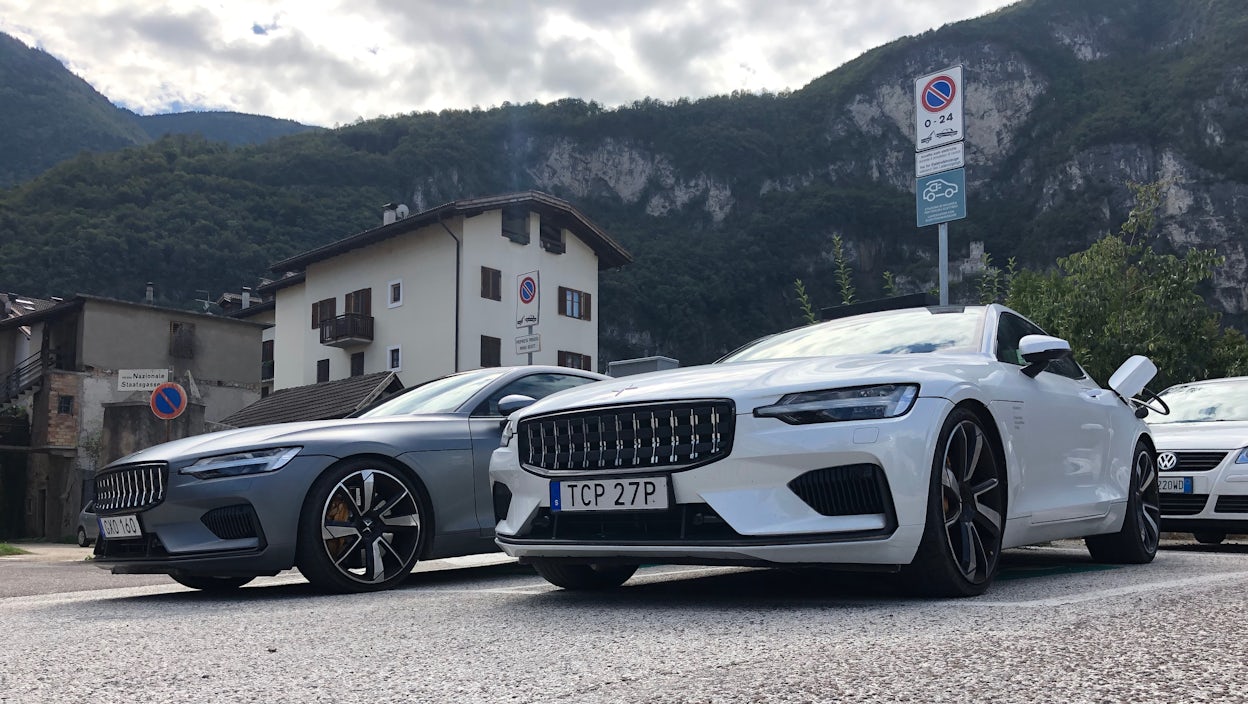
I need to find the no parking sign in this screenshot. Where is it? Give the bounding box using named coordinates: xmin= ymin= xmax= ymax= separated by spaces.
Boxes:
xmin=150 ymin=382 xmax=188 ymax=420
xmin=515 ymin=271 xmax=540 ymax=328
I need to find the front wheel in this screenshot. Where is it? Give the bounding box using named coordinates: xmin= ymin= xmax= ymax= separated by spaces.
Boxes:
xmin=531 ymin=560 xmax=637 ymax=590
xmin=76 ymin=527 xmax=90 ymax=547
xmin=1086 ymin=441 xmax=1159 ymax=563
xmin=296 ymin=460 xmax=427 ymax=593
xmin=172 ymin=575 xmax=255 ymax=591
xmin=901 ymin=407 xmax=1006 ymax=598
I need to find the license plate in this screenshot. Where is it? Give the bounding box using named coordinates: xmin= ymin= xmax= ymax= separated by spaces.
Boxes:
xmin=98 ymin=514 xmax=142 ymax=539
xmin=551 ymin=477 xmax=669 ymax=512
xmin=1158 ymin=476 xmax=1193 ymax=494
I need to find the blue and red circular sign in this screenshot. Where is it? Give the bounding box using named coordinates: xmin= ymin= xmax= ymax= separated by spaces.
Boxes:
xmin=921 ymin=75 xmax=957 ymax=112
xmin=150 ymin=382 xmax=188 ymax=420
xmin=519 ymin=276 xmax=537 ymax=304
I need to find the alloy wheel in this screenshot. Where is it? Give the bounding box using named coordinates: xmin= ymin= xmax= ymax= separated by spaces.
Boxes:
xmin=939 ymin=419 xmax=1004 ymax=582
xmin=319 ymin=468 xmax=422 ymax=585
xmin=1133 ymin=450 xmax=1161 ymax=553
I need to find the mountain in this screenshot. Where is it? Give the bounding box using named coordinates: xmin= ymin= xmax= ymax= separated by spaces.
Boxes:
xmin=1 ymin=0 xmax=1246 ymax=367
xmin=0 ymin=33 xmax=316 ymax=187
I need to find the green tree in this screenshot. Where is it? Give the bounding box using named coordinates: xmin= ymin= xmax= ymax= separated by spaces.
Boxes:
xmin=1006 ymin=183 xmax=1248 ymax=387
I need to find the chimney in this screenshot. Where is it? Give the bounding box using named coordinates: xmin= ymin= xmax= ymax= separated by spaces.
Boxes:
xmin=242 ymin=287 xmax=252 ymax=309
xmin=145 ymin=282 xmax=154 ymax=305
xmin=382 ymin=202 xmax=398 ymax=226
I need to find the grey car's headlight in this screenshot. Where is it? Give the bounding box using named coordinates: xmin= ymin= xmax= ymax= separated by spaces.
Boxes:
xmin=500 ymin=418 xmax=517 ymax=448
xmin=754 ymin=384 xmax=919 ymax=424
xmin=180 ymin=447 xmax=301 ymax=479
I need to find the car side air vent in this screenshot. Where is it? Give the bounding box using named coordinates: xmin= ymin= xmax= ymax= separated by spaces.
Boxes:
xmin=789 ymin=464 xmax=894 ymax=517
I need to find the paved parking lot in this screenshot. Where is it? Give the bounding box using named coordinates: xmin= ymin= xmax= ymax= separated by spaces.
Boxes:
xmin=2 ymin=538 xmax=1246 ymax=703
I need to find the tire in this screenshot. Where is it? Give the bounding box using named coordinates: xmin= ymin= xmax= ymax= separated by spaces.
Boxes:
xmin=1193 ymin=531 xmax=1226 ymax=545
xmin=76 ymin=526 xmax=90 ymax=547
xmin=901 ymin=407 xmax=1006 ymax=598
xmin=1086 ymin=441 xmax=1160 ymax=564
xmin=531 ymin=560 xmax=638 ymax=590
xmin=171 ymin=575 xmax=255 ymax=591
xmin=296 ymin=459 xmax=427 ymax=594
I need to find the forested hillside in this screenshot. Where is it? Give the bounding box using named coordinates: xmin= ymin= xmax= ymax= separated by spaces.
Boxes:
xmin=2 ymin=0 xmax=1247 ymax=366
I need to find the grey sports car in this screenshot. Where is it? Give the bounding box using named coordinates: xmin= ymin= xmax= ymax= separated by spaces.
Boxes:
xmin=92 ymin=366 xmax=608 ymax=593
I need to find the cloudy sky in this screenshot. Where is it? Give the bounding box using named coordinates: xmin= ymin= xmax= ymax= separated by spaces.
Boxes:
xmin=0 ymin=0 xmax=1017 ymax=127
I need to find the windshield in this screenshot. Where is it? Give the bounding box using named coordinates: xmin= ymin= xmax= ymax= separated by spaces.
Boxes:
xmin=1154 ymin=379 xmax=1248 ymax=423
xmin=357 ymin=368 xmax=507 ymax=417
xmin=718 ymin=307 xmax=985 ymax=363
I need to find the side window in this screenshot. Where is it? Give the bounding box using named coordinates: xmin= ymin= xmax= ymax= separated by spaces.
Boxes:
xmin=472 ymin=373 xmax=599 ymax=417
xmin=995 ymin=312 xmax=1084 ymax=380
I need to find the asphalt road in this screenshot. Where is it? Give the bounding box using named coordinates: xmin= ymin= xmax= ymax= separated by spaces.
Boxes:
xmin=3 ymin=538 xmax=1247 ymax=703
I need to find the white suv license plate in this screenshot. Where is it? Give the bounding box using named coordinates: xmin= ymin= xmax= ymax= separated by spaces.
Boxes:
xmin=1158 ymin=476 xmax=1193 ymax=494
xmin=551 ymin=477 xmax=669 ymax=512
xmin=98 ymin=514 xmax=142 ymax=539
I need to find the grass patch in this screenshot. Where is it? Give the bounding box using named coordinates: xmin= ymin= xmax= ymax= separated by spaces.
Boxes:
xmin=0 ymin=543 xmax=31 ymax=556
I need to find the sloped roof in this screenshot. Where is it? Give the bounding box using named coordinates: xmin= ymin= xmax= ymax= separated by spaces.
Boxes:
xmin=221 ymin=372 xmax=404 ymax=428
xmin=3 ymin=292 xmax=60 ymax=321
xmin=268 ymin=191 xmax=633 ymax=273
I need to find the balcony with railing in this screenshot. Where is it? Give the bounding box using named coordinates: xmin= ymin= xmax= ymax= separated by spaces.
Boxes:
xmin=319 ymin=313 xmax=374 ymax=348
xmin=2 ymin=349 xmax=56 ymax=405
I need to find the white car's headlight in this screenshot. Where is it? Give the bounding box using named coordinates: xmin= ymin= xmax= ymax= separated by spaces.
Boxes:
xmin=180 ymin=447 xmax=301 ymax=479
xmin=499 ymin=418 xmax=517 ymax=448
xmin=1235 ymin=448 xmax=1248 ymax=464
xmin=754 ymin=384 xmax=919 ymax=424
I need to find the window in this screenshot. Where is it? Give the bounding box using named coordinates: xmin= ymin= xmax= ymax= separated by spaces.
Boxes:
xmin=995 ymin=312 xmax=1084 ymax=380
xmin=502 ymin=207 xmax=529 ymax=244
xmin=261 ymin=340 xmax=274 ymax=381
xmin=558 ymin=286 xmax=592 ymax=321
xmin=540 ymin=220 xmax=565 ymax=254
xmin=311 ymin=298 xmax=336 ymax=329
xmin=472 ymin=373 xmax=601 ymax=417
xmin=344 ymin=288 xmax=372 ymax=315
xmin=261 ymin=386 xmax=271 ymax=398
xmin=480 ymin=266 xmax=502 ymax=301
xmin=387 ymin=279 xmax=403 ymax=308
xmin=316 ymin=359 xmax=330 ymax=383
xmin=169 ymin=321 xmax=195 ymax=358
xmin=387 ymin=346 xmax=402 ymax=371
xmin=57 ymin=395 xmax=74 ymax=414
xmin=350 ymin=351 xmax=365 ymax=377
xmin=558 ymin=350 xmax=592 ymax=371
xmin=481 ymin=335 xmax=501 ymax=367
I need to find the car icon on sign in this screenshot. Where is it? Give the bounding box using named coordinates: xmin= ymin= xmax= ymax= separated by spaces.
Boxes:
xmin=936 ymin=128 xmax=958 ymax=138
xmin=922 ymin=179 xmax=959 ymax=201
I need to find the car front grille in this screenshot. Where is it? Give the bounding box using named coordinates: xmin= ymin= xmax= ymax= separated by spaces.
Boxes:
xmin=788 ymin=464 xmax=894 ymax=517
xmin=1160 ymin=494 xmax=1210 ymax=516
xmin=94 ymin=463 xmax=168 ymax=513
xmin=518 ymin=400 xmax=735 ymax=473
xmin=1214 ymin=496 xmax=1248 ymax=513
xmin=1159 ymin=451 xmax=1228 ymax=472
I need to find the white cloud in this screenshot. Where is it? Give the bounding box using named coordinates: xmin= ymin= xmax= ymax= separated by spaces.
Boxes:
xmin=0 ymin=0 xmax=1018 ymax=126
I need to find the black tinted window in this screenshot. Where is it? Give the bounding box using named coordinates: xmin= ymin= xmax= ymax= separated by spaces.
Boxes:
xmin=472 ymin=373 xmax=599 ymax=417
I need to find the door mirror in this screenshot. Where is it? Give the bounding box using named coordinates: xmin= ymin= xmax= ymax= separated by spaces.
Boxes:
xmin=497 ymin=394 xmax=536 ymax=416
xmin=1019 ymin=334 xmax=1071 ymax=378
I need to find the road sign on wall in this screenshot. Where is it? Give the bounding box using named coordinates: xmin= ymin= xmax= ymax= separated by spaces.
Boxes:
xmin=118 ymin=369 xmax=169 ymax=392
xmin=916 ymin=168 xmax=967 ymax=227
xmin=516 ymin=271 xmax=540 ymax=328
xmin=914 ymin=66 xmax=965 ymax=152
xmin=150 ymin=382 xmax=188 ymax=420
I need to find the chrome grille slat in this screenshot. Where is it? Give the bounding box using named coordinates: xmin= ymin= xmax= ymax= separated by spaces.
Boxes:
xmin=1159 ymin=451 xmax=1230 ymax=472
xmin=93 ymin=464 xmax=168 ymax=513
xmin=519 ymin=400 xmax=735 ymax=473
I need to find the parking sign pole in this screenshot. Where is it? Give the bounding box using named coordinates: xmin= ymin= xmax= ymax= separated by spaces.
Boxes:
xmin=938 ymin=222 xmax=949 ymax=305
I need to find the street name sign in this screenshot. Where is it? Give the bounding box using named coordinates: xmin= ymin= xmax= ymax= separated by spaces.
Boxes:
xmin=118 ymin=368 xmax=169 ymax=392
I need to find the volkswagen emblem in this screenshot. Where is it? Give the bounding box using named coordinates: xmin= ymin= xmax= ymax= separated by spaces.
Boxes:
xmin=1157 ymin=452 xmax=1178 ymax=471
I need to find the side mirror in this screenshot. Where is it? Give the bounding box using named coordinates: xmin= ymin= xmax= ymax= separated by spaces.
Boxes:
xmin=497 ymin=394 xmax=537 ymax=417
xmin=1019 ymin=334 xmax=1071 ymax=378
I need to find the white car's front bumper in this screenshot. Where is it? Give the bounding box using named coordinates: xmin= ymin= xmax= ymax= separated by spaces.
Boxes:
xmin=490 ymin=397 xmax=952 ymax=567
xmin=1158 ymin=452 xmax=1248 ymax=533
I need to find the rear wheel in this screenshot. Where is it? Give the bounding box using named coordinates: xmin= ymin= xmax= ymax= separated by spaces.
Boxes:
xmin=296 ymin=459 xmax=427 ymax=593
xmin=531 ymin=560 xmax=637 ymax=590
xmin=76 ymin=527 xmax=90 ymax=547
xmin=901 ymin=407 xmax=1006 ymax=598
xmin=1193 ymin=531 xmax=1226 ymax=545
xmin=1086 ymin=441 xmax=1159 ymax=563
xmin=171 ymin=575 xmax=254 ymax=591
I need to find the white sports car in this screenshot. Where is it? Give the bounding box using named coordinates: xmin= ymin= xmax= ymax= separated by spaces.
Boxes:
xmin=490 ymin=304 xmax=1162 ymax=597
xmin=1148 ymin=376 xmax=1248 ymax=545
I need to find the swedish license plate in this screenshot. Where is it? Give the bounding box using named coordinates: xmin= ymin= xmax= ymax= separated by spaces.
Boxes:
xmin=98 ymin=514 xmax=142 ymax=539
xmin=551 ymin=477 xmax=669 ymax=512
xmin=1158 ymin=476 xmax=1193 ymax=494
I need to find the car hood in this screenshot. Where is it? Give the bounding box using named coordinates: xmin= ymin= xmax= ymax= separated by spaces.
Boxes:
xmin=103 ymin=414 xmax=465 ymax=467
xmin=517 ymin=354 xmax=991 ymax=418
xmin=1147 ymin=420 xmax=1248 ymax=451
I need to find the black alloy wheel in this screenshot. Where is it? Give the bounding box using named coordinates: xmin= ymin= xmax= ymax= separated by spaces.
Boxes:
xmin=297 ymin=461 xmax=426 ymax=593
xmin=1086 ymin=441 xmax=1160 ymax=564
xmin=902 ymin=407 xmax=1005 ymax=597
